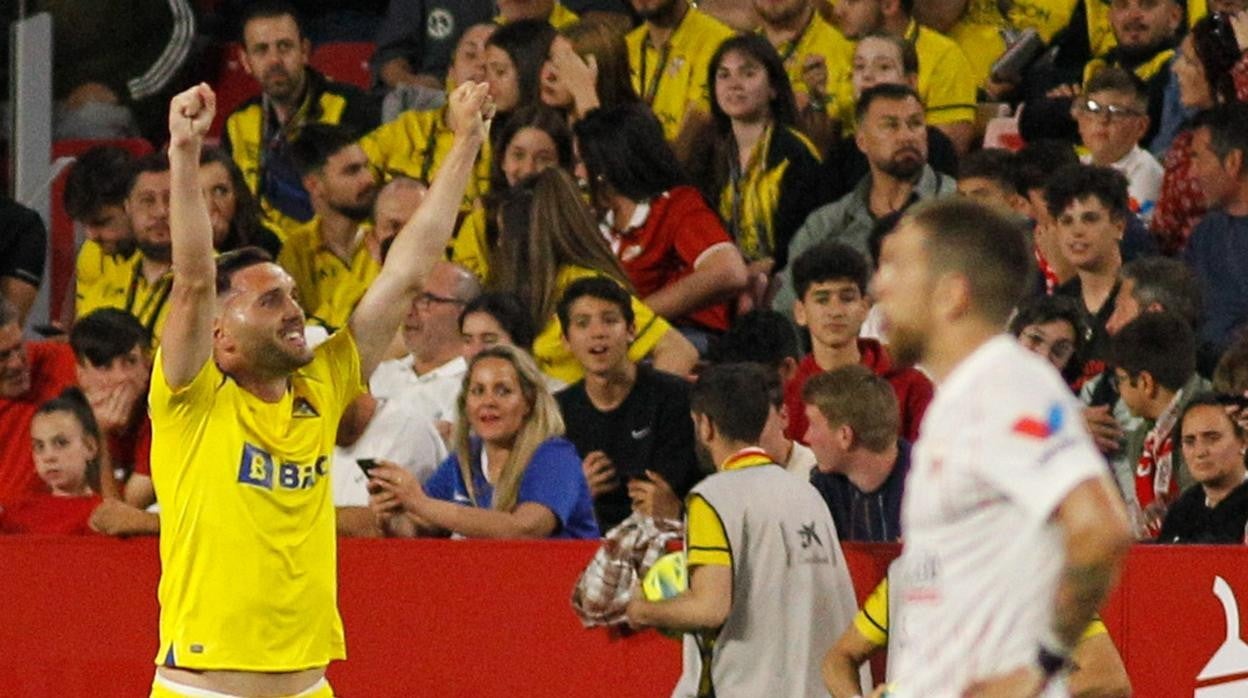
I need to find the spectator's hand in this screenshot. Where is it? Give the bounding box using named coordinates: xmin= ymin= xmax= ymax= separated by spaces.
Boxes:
xmin=628 ymin=470 xmax=681 ymax=520
xmin=368 ymin=461 xmax=431 ymax=516
xmin=89 ymin=498 xmax=151 ymax=536
xmin=168 ymin=83 xmax=215 ymax=148
xmin=624 ymin=578 xmax=651 ymax=629
xmin=582 ymin=451 xmax=618 ymax=499
xmin=1232 ymin=11 xmax=1248 ymax=52
xmin=800 ymin=54 xmax=828 ymax=106
xmin=960 ymin=665 xmax=1045 ymax=697
xmin=1045 ymin=83 xmax=1078 ymax=99
xmin=549 ymin=41 xmax=599 ymax=114
xmin=1082 ymin=405 xmax=1123 ymax=454
xmin=446 ymin=81 xmax=494 ymax=142
xmin=86 ymin=380 xmax=143 ymax=435
xmin=983 ymin=75 xmax=1017 ymax=101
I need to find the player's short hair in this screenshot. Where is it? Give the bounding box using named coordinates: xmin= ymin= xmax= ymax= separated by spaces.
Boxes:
xmin=1110 ymin=311 xmax=1196 ymax=392
xmin=556 ymin=276 xmax=635 ymax=336
xmin=691 ymin=363 xmax=774 ymax=445
xmin=290 ymin=123 xmax=359 ymax=178
xmin=461 ymin=292 xmax=537 ymax=351
xmin=69 ymin=308 xmax=151 ymax=366
xmin=802 ymin=365 xmax=899 ymax=453
xmin=240 ymin=0 xmax=305 ymax=41
xmin=706 ymin=310 xmax=801 ymax=371
xmin=64 ymin=146 xmax=137 ymax=221
xmin=958 ymin=148 xmax=1021 ymax=195
xmin=216 ymin=246 xmax=276 ymax=296
xmin=126 ymin=151 xmax=170 ymax=197
xmin=855 ymin=83 xmax=922 ymax=123
xmin=1120 ymin=256 xmax=1203 ymax=331
xmin=906 ymin=198 xmax=1034 ymax=325
xmin=1044 ymin=163 xmax=1130 ymax=221
xmin=792 ymin=242 xmax=870 ymax=299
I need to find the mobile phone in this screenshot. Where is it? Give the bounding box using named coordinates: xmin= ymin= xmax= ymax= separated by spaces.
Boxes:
xmin=357 ymin=458 xmax=380 ymax=476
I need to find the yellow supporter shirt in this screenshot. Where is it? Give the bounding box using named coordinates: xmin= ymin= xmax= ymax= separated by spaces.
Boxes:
xmin=75 ymin=247 xmax=173 ymax=343
xmin=496 ymin=1 xmax=580 ymax=28
xmin=358 ymin=106 xmax=493 ymax=212
xmin=626 ymin=7 xmax=736 ymax=141
xmin=149 ymin=329 xmax=365 ymax=671
xmin=771 ymin=12 xmax=854 ymax=113
xmin=1086 ymin=0 xmax=1204 ymax=59
xmin=450 ymin=207 xmax=490 ymax=281
xmin=852 ymin=577 xmax=1111 ymax=648
xmin=277 ymin=218 xmax=382 ymax=331
xmin=531 ymin=265 xmax=672 ymax=384
xmin=949 ymin=0 xmax=1080 ymax=87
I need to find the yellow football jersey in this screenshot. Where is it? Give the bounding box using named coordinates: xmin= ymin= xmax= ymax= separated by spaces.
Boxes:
xmin=75 ymin=246 xmax=173 ymax=344
xmin=276 ymin=218 xmax=382 ymax=331
xmin=771 ymin=12 xmax=854 ymax=114
xmin=626 ymin=7 xmax=735 ymax=141
xmin=531 ymin=265 xmax=672 ymax=384
xmin=358 ymin=106 xmax=492 ymax=213
xmin=149 ymin=329 xmax=364 ymax=671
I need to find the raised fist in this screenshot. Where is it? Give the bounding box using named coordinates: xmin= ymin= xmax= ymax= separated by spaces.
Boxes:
xmin=168 ymin=83 xmax=217 ymax=147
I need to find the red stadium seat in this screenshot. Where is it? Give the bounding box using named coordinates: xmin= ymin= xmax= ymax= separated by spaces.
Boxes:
xmin=208 ymin=42 xmax=258 ymax=140
xmin=49 ymin=137 xmax=155 ymax=325
xmin=310 ymin=42 xmax=375 ymax=91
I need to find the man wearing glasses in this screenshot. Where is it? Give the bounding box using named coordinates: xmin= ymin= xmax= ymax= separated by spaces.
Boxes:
xmin=1074 ymin=67 xmax=1164 ymax=226
xmin=369 ymin=260 xmax=481 ymax=438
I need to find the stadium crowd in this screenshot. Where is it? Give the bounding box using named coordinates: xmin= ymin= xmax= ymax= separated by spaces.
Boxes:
xmin=2 ymin=0 xmax=1248 ymax=693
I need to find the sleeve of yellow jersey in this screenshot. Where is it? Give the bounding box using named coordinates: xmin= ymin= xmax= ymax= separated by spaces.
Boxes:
xmin=624 ymin=293 xmax=673 ymax=366
xmin=918 ymin=37 xmax=977 ymax=126
xmin=685 ymin=494 xmax=732 ymax=568
xmin=852 ymin=577 xmax=890 ymax=647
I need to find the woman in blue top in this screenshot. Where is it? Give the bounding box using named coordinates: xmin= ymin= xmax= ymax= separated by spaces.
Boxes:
xmin=369 ymin=344 xmax=599 ymax=539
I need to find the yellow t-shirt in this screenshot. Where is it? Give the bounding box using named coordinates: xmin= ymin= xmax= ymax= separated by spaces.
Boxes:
xmin=149 ymin=329 xmax=365 ymax=671
xmin=626 ymin=8 xmax=736 ymax=141
xmin=949 ymin=0 xmax=1080 ymax=87
xmin=75 ymin=247 xmax=173 ymax=344
xmin=852 ymin=577 xmax=1111 ymax=647
xmin=531 ymin=265 xmax=672 ymax=384
xmin=450 ymin=207 xmax=490 ymax=281
xmin=276 ymin=218 xmax=382 ymax=331
xmin=357 ymin=106 xmax=492 ymax=212
xmin=495 ymin=1 xmax=580 ymax=29
xmin=771 ymin=13 xmax=854 ymax=113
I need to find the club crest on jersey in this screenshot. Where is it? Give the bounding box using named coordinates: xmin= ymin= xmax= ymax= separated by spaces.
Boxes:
xmin=237 ymin=442 xmax=328 ymax=491
xmin=1012 ymin=403 xmax=1064 ymax=439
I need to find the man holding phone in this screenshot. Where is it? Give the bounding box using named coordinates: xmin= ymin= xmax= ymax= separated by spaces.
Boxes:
xmin=554 ymin=277 xmax=703 ymax=531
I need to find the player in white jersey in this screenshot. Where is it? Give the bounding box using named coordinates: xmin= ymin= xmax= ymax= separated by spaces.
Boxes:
xmin=869 ymin=198 xmax=1132 ymax=697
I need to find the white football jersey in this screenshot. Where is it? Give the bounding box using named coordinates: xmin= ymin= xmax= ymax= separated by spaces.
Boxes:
xmin=888 ymin=336 xmax=1111 ymax=697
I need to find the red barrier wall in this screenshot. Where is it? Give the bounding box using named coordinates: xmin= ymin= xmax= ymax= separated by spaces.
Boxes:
xmin=0 ymin=538 xmax=1244 ymax=697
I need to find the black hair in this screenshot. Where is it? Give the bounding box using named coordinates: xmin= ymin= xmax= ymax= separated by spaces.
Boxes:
xmin=239 ymin=0 xmax=305 ymax=42
xmin=556 ymin=276 xmax=635 ymax=335
xmin=461 ymin=292 xmax=537 ymax=351
xmin=1192 ymin=13 xmax=1243 ymax=106
xmin=1194 ymin=101 xmax=1248 ymax=164
xmin=958 ymin=148 xmax=1021 ymax=195
xmin=35 ymin=387 xmax=103 ymax=493
xmin=574 ymin=102 xmax=687 ymax=202
xmin=1008 ymin=294 xmax=1087 ymax=385
xmin=1083 ymin=66 xmax=1149 ymax=110
xmin=705 ymin=310 xmax=801 ymax=371
xmin=1179 ymin=392 xmax=1246 ymax=439
xmin=1110 ymin=311 xmax=1196 ymax=392
xmin=1014 ymin=139 xmax=1079 ymax=194
xmin=126 ymin=151 xmax=170 ymax=197
xmin=64 ymin=146 xmax=137 ymax=221
xmin=69 ymin=309 xmax=151 ymax=367
xmin=855 ymin=82 xmax=922 ymax=123
xmin=199 ymin=146 xmax=270 ymax=253
xmin=707 ymin=34 xmax=798 ymax=130
xmin=215 ymin=246 xmax=276 ymax=296
xmin=289 ymin=123 xmax=359 ymax=177
xmin=1044 ymin=163 xmax=1130 ymax=221
xmin=486 ymin=19 xmax=557 ymax=116
xmin=691 ymin=362 xmax=774 ymax=444
xmin=791 ymin=241 xmax=871 ymax=299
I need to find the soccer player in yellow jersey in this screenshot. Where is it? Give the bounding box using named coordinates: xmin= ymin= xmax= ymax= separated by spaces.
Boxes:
xmin=149 ymin=78 xmax=492 ymax=698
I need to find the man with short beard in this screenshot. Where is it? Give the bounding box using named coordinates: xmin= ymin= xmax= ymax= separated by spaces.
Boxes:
xmin=773 ymin=83 xmax=956 ymax=317
xmin=223 ymin=1 xmax=379 ymax=230
xmin=276 ymin=124 xmax=382 ymax=331
xmin=75 ymin=152 xmax=178 ymax=343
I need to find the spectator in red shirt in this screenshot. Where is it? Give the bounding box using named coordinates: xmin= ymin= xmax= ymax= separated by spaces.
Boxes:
xmin=575 ymin=103 xmax=749 ymax=351
xmin=69 ymin=308 xmax=154 ymax=508
xmin=0 ymin=298 xmax=79 ymax=504
xmin=781 ymin=241 xmax=932 ymax=443
xmin=0 ymin=389 xmax=103 ymax=534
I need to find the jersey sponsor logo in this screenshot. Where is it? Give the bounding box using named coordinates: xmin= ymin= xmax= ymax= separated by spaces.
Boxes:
xmin=631 ymin=426 xmax=652 ymax=440
xmin=236 ymin=442 xmax=329 ymax=491
xmin=1196 ymin=576 xmax=1248 ymax=695
xmin=1012 ymin=403 xmax=1064 ymax=439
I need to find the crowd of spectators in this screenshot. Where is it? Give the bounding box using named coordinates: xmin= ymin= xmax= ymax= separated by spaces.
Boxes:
xmin=3 ymin=0 xmax=1248 ymax=559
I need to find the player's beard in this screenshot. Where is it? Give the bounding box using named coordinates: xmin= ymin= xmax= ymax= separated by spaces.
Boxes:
xmin=887 ymin=323 xmax=927 ymax=368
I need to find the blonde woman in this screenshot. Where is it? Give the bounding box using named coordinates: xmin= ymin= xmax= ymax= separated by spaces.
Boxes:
xmin=368 ymin=345 xmax=599 ymax=539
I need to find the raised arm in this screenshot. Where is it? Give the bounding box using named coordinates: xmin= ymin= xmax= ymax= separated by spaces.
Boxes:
xmin=162 ymin=84 xmax=218 ymax=389
xmin=350 ymin=81 xmax=491 ymax=380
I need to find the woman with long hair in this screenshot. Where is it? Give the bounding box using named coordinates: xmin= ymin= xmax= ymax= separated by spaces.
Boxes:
xmin=198 ymin=147 xmax=282 ymax=257
xmin=684 ymin=34 xmax=822 ymax=307
xmin=1152 ymin=12 xmax=1248 ymax=254
xmin=574 ymin=103 xmax=748 ymax=348
xmin=539 ymin=19 xmax=640 ymax=123
xmin=485 ymin=19 xmax=558 ymax=131
xmin=451 ymin=104 xmax=573 ymax=280
xmin=366 ymin=345 xmax=598 ymax=539
xmin=489 ymin=167 xmax=699 ymax=383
